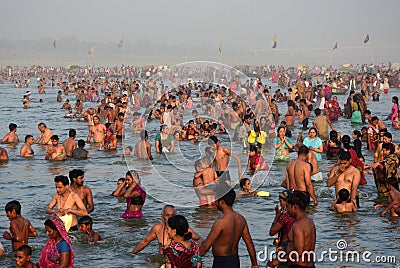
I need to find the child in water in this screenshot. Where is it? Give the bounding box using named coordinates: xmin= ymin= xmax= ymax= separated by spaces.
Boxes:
xmin=330 ymin=189 xmax=358 ymax=213
xmin=3 ymin=200 xmax=38 ymax=250
xmin=15 ymin=245 xmax=38 ymax=268
xmin=78 ymin=216 xmax=102 ymax=244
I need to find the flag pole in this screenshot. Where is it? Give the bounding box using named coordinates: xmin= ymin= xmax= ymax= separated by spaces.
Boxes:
xmin=322 ymin=34 xmax=331 ymax=68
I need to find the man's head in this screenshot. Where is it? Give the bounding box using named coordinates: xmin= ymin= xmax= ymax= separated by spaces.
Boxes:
xmin=50 ymin=135 xmax=59 ymax=145
xmin=54 ymin=175 xmax=69 ymax=195
xmin=68 ymin=129 xmax=76 ymax=138
xmin=9 ymin=123 xmax=17 ymax=132
xmin=215 ymin=183 xmax=236 ymax=210
xmin=69 ymin=169 xmax=85 ymax=186
xmin=208 ymin=135 xmax=219 ymax=148
xmin=383 ymin=132 xmax=392 ymax=143
xmin=5 ymin=200 xmax=21 ymax=216
xmin=162 ymin=204 xmax=177 ymax=223
xmin=287 ymin=191 xmax=308 ymax=216
xmin=297 ymin=145 xmax=310 ymax=156
xmin=338 ymin=150 xmax=351 ymax=169
xmin=387 ymin=177 xmax=399 ymax=191
xmin=15 ymin=245 xmax=33 ymax=268
xmin=77 ymin=139 xmax=86 ymax=148
xmin=78 ymin=215 xmax=93 ymax=233
xmin=24 ymin=135 xmax=34 ymax=144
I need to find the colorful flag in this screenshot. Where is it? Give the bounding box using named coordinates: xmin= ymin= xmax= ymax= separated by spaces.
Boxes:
xmin=272 ymin=34 xmax=277 ymax=48
xmin=218 ymin=43 xmax=223 ymax=54
xmin=117 ymin=38 xmax=124 ymax=48
xmin=53 ymin=40 xmax=56 ymax=49
xmin=333 ymin=42 xmax=338 ymax=50
xmin=88 ymin=45 xmax=95 ymax=55
xmin=364 ymin=34 xmax=369 ymax=44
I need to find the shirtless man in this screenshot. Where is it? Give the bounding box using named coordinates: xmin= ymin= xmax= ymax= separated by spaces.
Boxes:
xmin=87 ymin=116 xmax=106 ymax=144
xmin=69 ymin=169 xmax=94 ymax=214
xmin=113 ymin=112 xmax=125 ymax=140
xmin=134 ymin=130 xmax=153 ymax=160
xmin=0 ymin=147 xmax=9 ymax=161
xmin=63 ymin=129 xmax=77 ymax=157
xmin=208 ymin=136 xmax=242 ymax=184
xmin=131 ymin=205 xmax=201 ymax=254
xmin=2 ymin=123 xmax=19 ymax=143
xmin=35 ymin=123 xmax=53 ymax=145
xmin=20 ymin=135 xmax=35 ymax=157
xmin=46 ymin=175 xmax=88 ymax=232
xmin=364 ymin=110 xmax=387 ymax=131
xmin=327 ymin=150 xmax=361 ymax=208
xmin=74 ymin=99 xmax=83 ymax=114
xmin=375 ymin=177 xmax=400 ymax=217
xmin=268 ymin=191 xmax=316 ymax=268
xmin=199 ymin=184 xmax=258 ymax=268
xmin=282 ymin=145 xmax=318 ymax=206
xmin=45 ymin=135 xmax=66 ymax=161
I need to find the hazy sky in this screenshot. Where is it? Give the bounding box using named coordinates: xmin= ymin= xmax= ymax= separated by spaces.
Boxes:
xmin=1 ymin=0 xmax=399 ymax=66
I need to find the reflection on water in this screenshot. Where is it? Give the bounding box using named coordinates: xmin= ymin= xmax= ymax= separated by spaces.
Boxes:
xmin=0 ymin=80 xmax=399 ymax=267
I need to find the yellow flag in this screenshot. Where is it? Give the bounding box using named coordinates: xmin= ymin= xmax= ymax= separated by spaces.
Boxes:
xmin=272 ymin=34 xmax=277 ymax=48
xmin=219 ymin=43 xmax=223 ymax=54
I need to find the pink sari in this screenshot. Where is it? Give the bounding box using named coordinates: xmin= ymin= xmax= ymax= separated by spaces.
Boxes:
xmin=38 ymin=216 xmax=74 ymax=268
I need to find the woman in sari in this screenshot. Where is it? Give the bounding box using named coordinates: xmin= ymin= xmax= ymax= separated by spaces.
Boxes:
xmin=326 ymin=96 xmax=342 ymax=122
xmin=38 ymin=216 xmax=74 ymax=268
xmin=112 ymin=170 xmax=146 ymax=218
xmin=274 ymin=126 xmax=293 ymax=162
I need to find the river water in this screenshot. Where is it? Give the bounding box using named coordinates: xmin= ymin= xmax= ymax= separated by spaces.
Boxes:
xmin=0 ymin=77 xmax=399 ymax=268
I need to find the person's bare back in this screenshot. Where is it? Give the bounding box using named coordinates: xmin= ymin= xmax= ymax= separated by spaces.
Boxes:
xmin=63 ymin=138 xmax=77 ymax=157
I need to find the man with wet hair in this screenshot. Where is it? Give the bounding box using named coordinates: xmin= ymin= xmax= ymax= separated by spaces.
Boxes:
xmin=200 ymin=184 xmax=258 ymax=268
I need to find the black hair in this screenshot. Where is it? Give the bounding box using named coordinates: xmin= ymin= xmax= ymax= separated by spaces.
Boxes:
xmin=5 ymin=200 xmax=21 ymax=214
xmin=50 ymin=135 xmax=59 ymax=141
xmin=341 ymin=135 xmax=351 ymax=149
xmin=387 ymin=177 xmax=399 ymax=191
xmin=167 ymin=215 xmax=191 ymax=240
xmin=352 ymin=130 xmax=361 ymax=138
xmin=338 ymin=188 xmax=350 ymax=202
xmin=382 ymin=142 xmax=395 ymax=154
xmin=208 ymin=135 xmax=218 ymax=146
xmin=240 ymin=178 xmax=250 ymax=189
xmin=298 ymin=145 xmax=309 ymax=156
xmin=216 ymin=184 xmax=236 ymax=207
xmin=68 ymin=129 xmax=76 ymax=137
xmin=69 ymin=169 xmax=84 ymax=181
xmin=249 ymin=145 xmax=258 ymax=153
xmin=78 ymin=139 xmax=85 ymax=148
xmin=287 ymin=191 xmax=307 ymax=210
xmin=16 ymin=245 xmax=32 ymax=256
xmin=140 ymin=130 xmax=148 ymax=140
xmin=44 ymin=218 xmax=57 ymax=231
xmin=25 ymin=135 xmax=33 ymax=142
xmin=78 ymin=215 xmax=93 ymax=226
xmin=9 ymin=123 xmax=17 ymax=131
xmin=338 ymin=150 xmax=351 ymax=161
xmin=54 ymin=175 xmax=69 ymax=186
xmin=383 ymin=132 xmax=392 ymax=140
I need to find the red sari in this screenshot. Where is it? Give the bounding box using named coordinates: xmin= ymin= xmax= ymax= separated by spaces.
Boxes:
xmin=38 ymin=217 xmax=74 ymax=268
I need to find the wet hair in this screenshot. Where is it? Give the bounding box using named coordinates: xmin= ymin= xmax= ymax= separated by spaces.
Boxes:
xmin=68 ymin=129 xmax=76 ymax=137
xmin=387 ymin=177 xmax=399 ymax=191
xmin=364 ymin=110 xmax=371 ymax=115
xmin=314 ymin=108 xmax=322 ymax=116
xmin=54 ymin=175 xmax=69 ymax=186
xmin=5 ymin=200 xmax=21 ymax=214
xmin=78 ymin=139 xmax=85 ymax=148
xmin=25 ymin=135 xmax=33 ymax=142
xmin=338 ymin=150 xmax=351 ymax=161
xmin=126 ymin=146 xmax=133 ymax=151
xmin=162 ymin=204 xmax=176 ymax=215
xmin=167 ymin=215 xmax=191 ymax=240
xmin=78 ymin=215 xmax=93 ymax=226
xmin=341 ymin=135 xmax=351 ymax=149
xmin=352 ymin=130 xmax=361 ymax=138
xmin=118 ymin=112 xmax=124 ymax=117
xmin=69 ymin=169 xmax=84 ymax=182
xmin=338 ymin=188 xmax=350 ymax=202
xmin=9 ymin=123 xmax=17 ymax=131
xmin=50 ymin=135 xmax=59 ymax=141
xmin=208 ymin=135 xmax=218 ymax=146
xmin=240 ymin=178 xmax=250 ymax=189
xmin=298 ymin=145 xmax=309 ymax=156
xmin=160 ymin=124 xmax=168 ymax=132
xmin=249 ymin=145 xmax=258 ymax=153
xmin=383 ymin=132 xmax=392 ymax=140
xmin=216 ymin=184 xmax=236 ymax=207
xmin=382 ymin=142 xmax=395 ymax=154
xmin=287 ymin=191 xmax=307 ymax=210
xmin=16 ymin=245 xmax=32 ymax=256
xmin=371 ymin=116 xmax=379 ymax=122
xmin=38 ymin=122 xmax=47 ymax=128
xmin=44 ymin=218 xmax=57 ymax=231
